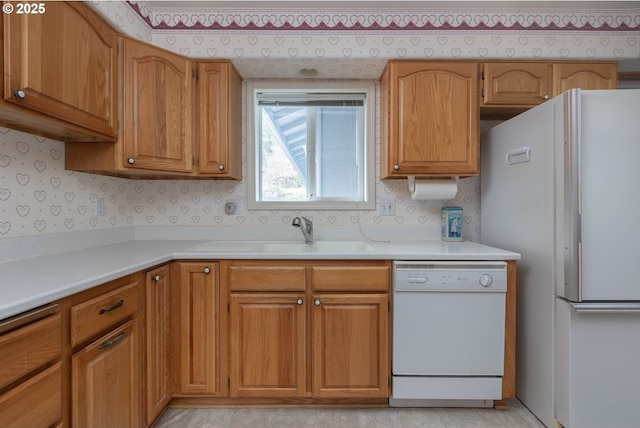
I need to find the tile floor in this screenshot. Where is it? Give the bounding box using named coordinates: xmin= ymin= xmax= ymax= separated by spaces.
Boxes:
xmin=154 ymin=399 xmax=545 ymax=428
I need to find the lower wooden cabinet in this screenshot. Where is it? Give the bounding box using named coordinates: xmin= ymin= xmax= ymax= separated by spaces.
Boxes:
xmin=145 ymin=265 xmax=171 ymax=425
xmin=68 ymin=274 xmax=142 ymax=428
xmin=0 ymin=259 xmax=391 ymax=424
xmin=0 ymin=304 xmax=62 ymax=428
xmin=229 ymin=292 xmax=307 ymax=397
xmin=312 ymin=293 xmax=389 ymax=398
xmin=72 ymin=319 xmax=141 ymax=428
xmin=0 ymin=363 xmax=62 ymax=428
xmin=227 ymin=260 xmax=390 ymax=400
xmin=172 ymin=262 xmax=225 ymax=396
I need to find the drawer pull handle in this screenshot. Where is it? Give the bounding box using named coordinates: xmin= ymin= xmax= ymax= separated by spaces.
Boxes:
xmin=98 ymin=299 xmax=124 ymax=314
xmin=99 ymin=332 xmax=125 ymax=350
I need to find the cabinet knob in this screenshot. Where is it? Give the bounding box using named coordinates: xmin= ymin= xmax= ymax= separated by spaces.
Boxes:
xmin=14 ymin=89 xmax=26 ymax=99
xmin=218 ymin=165 xmax=225 ymax=171
xmin=297 ymin=299 xmax=303 ymax=305
xmin=203 ymin=267 xmax=210 ymax=274
xmin=393 ymin=164 xmax=400 ymax=170
xmin=543 ymin=95 xmax=549 ymax=100
xmin=152 ymin=275 xmax=160 ymax=282
xmin=314 ymin=299 xmax=320 ymax=306
xmin=127 ymin=158 xmax=135 ymax=164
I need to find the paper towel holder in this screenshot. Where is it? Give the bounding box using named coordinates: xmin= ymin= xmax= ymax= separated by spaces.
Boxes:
xmin=407 ymin=176 xmax=460 ymax=193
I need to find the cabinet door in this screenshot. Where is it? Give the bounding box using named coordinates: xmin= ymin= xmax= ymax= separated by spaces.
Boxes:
xmin=173 ymin=262 xmax=222 ymax=394
xmin=145 ymin=266 xmax=171 ymax=425
xmin=482 ymin=62 xmax=552 ymax=106
xmin=230 ymin=293 xmax=306 ymax=397
xmin=121 ymin=37 xmax=194 ymax=173
xmin=72 ymin=319 xmax=141 ymax=428
xmin=312 ymin=294 xmax=389 ymax=398
xmin=382 ymin=61 xmax=479 ymax=178
xmin=553 ymin=63 xmax=618 ymax=94
xmin=3 ymin=2 xmax=118 ymax=139
xmin=196 ymin=61 xmax=243 ymax=179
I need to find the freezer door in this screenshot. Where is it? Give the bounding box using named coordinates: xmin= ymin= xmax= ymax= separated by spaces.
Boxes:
xmin=561 ymin=89 xmax=640 ymax=302
xmin=555 ymin=297 xmax=640 ymax=428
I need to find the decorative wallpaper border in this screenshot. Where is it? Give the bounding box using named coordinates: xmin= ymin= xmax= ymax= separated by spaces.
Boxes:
xmin=126 ymin=1 xmax=640 ymax=33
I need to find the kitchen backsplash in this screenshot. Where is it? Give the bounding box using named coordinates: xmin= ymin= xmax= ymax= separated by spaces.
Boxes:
xmin=1 ymin=0 xmax=638 ymax=241
xmin=0 ymin=119 xmax=485 ymax=241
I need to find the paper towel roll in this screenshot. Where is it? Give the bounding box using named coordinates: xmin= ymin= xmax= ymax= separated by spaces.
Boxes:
xmin=408 ymin=176 xmax=459 ymax=200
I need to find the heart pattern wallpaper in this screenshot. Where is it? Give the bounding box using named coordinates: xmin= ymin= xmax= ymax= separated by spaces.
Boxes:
xmin=1 ymin=0 xmax=638 ymax=240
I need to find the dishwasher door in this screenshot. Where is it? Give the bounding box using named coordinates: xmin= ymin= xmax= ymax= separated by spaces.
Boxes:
xmin=391 ymin=261 xmax=507 ymax=404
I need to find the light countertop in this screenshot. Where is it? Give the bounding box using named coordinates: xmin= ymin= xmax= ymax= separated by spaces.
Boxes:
xmin=0 ymin=238 xmax=520 ymax=320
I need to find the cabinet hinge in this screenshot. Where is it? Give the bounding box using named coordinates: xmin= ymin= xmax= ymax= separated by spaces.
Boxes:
xmin=481 ymin=88 xmax=485 ymax=98
xmin=481 ymin=71 xmax=485 ymax=80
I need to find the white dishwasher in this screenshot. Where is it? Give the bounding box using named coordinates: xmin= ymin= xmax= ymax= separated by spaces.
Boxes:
xmin=390 ymin=261 xmax=507 ymax=407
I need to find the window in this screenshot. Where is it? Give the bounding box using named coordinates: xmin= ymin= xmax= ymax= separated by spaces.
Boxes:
xmin=246 ymin=81 xmax=375 ymax=210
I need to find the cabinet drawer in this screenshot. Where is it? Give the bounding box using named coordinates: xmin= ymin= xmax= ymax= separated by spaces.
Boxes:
xmin=229 ymin=265 xmax=306 ymax=291
xmin=0 ymin=362 xmax=62 ymax=428
xmin=71 ymin=281 xmax=139 ymax=347
xmin=312 ymin=266 xmax=390 ymax=292
xmin=0 ymin=307 xmax=61 ymax=389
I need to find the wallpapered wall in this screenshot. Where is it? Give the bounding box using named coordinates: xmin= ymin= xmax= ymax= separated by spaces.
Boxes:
xmin=1 ymin=1 xmax=638 ymax=240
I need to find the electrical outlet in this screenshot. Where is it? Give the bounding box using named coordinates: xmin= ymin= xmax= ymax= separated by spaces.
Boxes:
xmin=379 ymin=199 xmax=395 ymax=216
xmin=95 ymin=198 xmax=107 ymax=217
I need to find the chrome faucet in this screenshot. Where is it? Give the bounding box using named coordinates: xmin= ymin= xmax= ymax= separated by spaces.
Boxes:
xmin=292 ymin=216 xmax=313 ymax=243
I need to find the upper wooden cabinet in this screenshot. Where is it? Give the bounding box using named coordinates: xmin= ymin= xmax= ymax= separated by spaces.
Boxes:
xmin=1 ymin=2 xmax=118 ymax=142
xmin=65 ymin=38 xmax=243 ymax=179
xmin=197 ymin=61 xmax=243 ymax=179
xmin=553 ymin=62 xmax=618 ymax=94
xmin=121 ymin=37 xmax=194 ymax=174
xmin=481 ymin=62 xmax=552 ymax=106
xmin=481 ymin=61 xmax=617 ymax=118
xmin=380 ymin=61 xmax=479 ymax=178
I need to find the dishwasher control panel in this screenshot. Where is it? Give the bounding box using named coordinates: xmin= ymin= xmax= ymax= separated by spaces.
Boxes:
xmin=393 ymin=261 xmax=507 ymax=292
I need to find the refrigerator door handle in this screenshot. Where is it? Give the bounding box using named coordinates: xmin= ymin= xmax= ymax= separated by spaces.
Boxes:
xmin=569 ymin=302 xmax=640 ymax=313
xmin=563 ymin=89 xmax=582 ymax=302
xmin=505 ymin=147 xmax=531 ymax=165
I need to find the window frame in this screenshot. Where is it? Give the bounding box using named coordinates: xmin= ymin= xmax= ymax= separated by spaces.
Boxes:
xmin=246 ymin=81 xmax=376 ymax=211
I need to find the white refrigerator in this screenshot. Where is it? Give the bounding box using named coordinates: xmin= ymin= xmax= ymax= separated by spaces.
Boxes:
xmin=481 ymin=89 xmax=640 ymax=428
